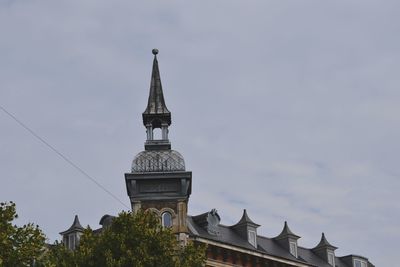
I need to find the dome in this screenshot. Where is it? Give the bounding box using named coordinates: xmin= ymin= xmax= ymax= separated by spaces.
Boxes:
xmin=132 ymin=150 xmax=185 ymax=173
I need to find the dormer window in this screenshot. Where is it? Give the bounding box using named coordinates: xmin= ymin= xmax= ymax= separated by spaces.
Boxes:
xmin=248 ymin=230 xmax=257 ymax=247
xmin=328 ymin=252 xmax=335 ymax=266
xmin=161 ymin=212 xmax=172 ymax=228
xmin=289 ymin=241 xmax=298 ymax=257
xmin=354 ymin=259 xmax=367 ymax=267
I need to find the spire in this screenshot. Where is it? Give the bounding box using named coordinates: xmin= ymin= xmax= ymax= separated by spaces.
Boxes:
xmin=313 ymin=233 xmax=338 ymax=251
xmin=142 ymin=49 xmax=172 ymax=150
xmin=142 ymin=48 xmax=171 ymax=128
xmin=274 ymin=221 xmax=301 ymax=240
xmin=59 ymin=215 xmax=84 ymax=235
xmin=71 ymin=215 xmax=83 ymax=229
xmin=233 ymin=209 xmax=260 ymax=227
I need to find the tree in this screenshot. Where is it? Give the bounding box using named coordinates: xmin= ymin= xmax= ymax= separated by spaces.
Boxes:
xmin=0 ymin=202 xmax=206 ymax=267
xmin=49 ymin=210 xmax=206 ymax=267
xmin=0 ymin=201 xmax=47 ymax=267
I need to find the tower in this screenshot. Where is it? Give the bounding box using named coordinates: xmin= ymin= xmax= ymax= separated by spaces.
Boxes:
xmin=125 ymin=49 xmax=192 ymax=242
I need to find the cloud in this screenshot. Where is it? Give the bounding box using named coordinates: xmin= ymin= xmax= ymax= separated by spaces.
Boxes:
xmin=1 ymin=1 xmax=399 ymax=265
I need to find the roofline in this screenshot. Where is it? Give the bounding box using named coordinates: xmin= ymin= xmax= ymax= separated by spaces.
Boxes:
xmin=340 ymin=254 xmax=369 ymax=261
xmin=59 ymin=228 xmax=84 ymax=235
xmin=193 ymin=236 xmax=315 ymax=267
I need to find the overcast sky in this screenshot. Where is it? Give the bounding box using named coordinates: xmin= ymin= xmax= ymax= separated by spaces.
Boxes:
xmin=1 ymin=1 xmax=399 ymax=266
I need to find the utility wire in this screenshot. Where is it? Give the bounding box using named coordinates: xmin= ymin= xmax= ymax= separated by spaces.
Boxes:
xmin=0 ymin=105 xmax=129 ymax=209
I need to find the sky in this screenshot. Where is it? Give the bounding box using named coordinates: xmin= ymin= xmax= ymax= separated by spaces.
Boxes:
xmin=0 ymin=0 xmax=399 ymax=265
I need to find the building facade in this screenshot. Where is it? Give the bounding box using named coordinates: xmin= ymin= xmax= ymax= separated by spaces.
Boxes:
xmin=60 ymin=50 xmax=374 ymax=267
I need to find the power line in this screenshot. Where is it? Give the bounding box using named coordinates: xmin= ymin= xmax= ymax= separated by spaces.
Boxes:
xmin=0 ymin=105 xmax=129 ymax=209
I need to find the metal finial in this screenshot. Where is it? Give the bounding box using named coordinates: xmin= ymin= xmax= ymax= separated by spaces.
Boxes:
xmin=152 ymin=49 xmax=159 ymax=55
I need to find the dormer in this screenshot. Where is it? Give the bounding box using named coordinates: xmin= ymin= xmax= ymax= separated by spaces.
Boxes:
xmin=230 ymin=209 xmax=260 ymax=248
xmin=312 ymin=233 xmax=338 ymax=266
xmin=59 ymin=215 xmax=84 ymax=250
xmin=273 ymin=221 xmax=301 ymax=258
xmin=99 ymin=214 xmax=115 ymax=229
xmin=339 ymin=255 xmax=372 ymax=267
xmin=192 ymin=209 xmax=221 ymax=236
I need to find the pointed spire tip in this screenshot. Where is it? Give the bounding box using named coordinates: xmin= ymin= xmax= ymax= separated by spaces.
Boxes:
xmin=152 ymin=48 xmax=159 ymax=55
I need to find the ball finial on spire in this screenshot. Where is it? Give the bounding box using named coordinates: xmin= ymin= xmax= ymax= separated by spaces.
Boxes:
xmin=152 ymin=48 xmax=159 ymax=55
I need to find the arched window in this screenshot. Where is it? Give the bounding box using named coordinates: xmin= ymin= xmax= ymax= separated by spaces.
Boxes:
xmin=161 ymin=212 xmax=172 ymax=228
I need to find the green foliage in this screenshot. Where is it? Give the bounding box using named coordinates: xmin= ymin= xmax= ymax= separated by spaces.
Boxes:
xmin=0 ymin=201 xmax=47 ymax=267
xmin=41 ymin=241 xmax=75 ymax=267
xmin=176 ymin=241 xmax=206 ymax=267
xmin=0 ymin=202 xmax=206 ymax=267
xmin=50 ymin=210 xmax=206 ymax=267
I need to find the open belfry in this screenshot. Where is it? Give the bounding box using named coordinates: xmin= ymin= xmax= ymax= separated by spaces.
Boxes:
xmin=60 ymin=50 xmax=374 ymax=267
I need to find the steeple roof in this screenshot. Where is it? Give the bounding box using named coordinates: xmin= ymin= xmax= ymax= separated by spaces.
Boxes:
xmin=232 ymin=209 xmax=260 ymax=228
xmin=59 ymin=215 xmax=84 ymax=235
xmin=274 ymin=221 xmax=301 ymax=240
xmin=142 ymin=49 xmax=171 ymax=128
xmin=313 ymin=232 xmax=338 ymax=251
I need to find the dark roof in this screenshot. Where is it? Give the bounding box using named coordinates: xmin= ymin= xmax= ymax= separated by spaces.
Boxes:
xmin=59 ymin=215 xmax=84 ymax=235
xmin=188 ymin=213 xmax=355 ymax=267
xmin=232 ymin=209 xmax=260 ymax=228
xmin=142 ymin=49 xmax=171 ymax=127
xmin=335 ymin=256 xmax=353 ymax=267
xmin=188 ymin=216 xmax=259 ymax=251
xmin=274 ymin=221 xmax=301 ymax=240
xmin=99 ymin=214 xmax=115 ymax=227
xmin=313 ymin=233 xmax=338 ymax=251
xmin=297 ymin=246 xmax=332 ymax=267
xmin=188 ymin=215 xmax=306 ymax=265
xmin=258 ymin=236 xmax=302 ymax=263
xmin=131 ymin=150 xmax=185 ymax=172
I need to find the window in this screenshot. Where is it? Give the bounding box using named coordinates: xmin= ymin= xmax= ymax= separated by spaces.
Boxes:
xmin=289 ymin=241 xmax=297 ymax=257
xmin=76 ymin=232 xmax=81 ymax=246
xmin=69 ymin=234 xmax=75 ymax=250
xmin=248 ymin=230 xmax=257 ymax=247
xmin=354 ymin=259 xmax=367 ymax=267
xmin=63 ymin=236 xmax=69 ymax=248
xmin=161 ymin=212 xmax=172 ymax=228
xmin=328 ymin=252 xmax=335 ymax=266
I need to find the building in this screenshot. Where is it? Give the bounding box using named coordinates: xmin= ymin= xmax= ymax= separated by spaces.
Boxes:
xmin=60 ymin=49 xmax=374 ymax=267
